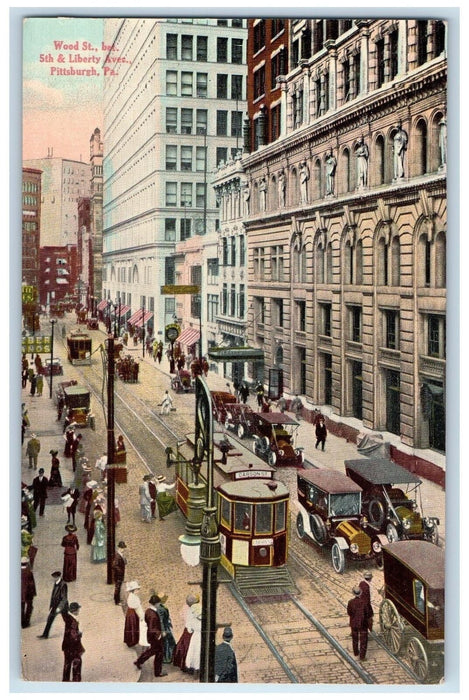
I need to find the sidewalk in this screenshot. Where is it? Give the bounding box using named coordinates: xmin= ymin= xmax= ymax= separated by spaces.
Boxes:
xmin=20 ymin=379 xmax=138 ymax=684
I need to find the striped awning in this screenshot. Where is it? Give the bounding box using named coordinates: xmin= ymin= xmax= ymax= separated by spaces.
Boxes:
xmin=128 ymin=309 xmax=153 ymax=327
xmin=117 ymin=304 xmax=131 ymax=318
xmin=177 ymin=327 xmax=200 ymax=348
xmin=97 ymin=300 xmax=108 ymax=311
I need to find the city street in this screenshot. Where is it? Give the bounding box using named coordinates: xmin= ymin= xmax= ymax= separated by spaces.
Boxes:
xmin=17 ymin=313 xmax=446 ymax=688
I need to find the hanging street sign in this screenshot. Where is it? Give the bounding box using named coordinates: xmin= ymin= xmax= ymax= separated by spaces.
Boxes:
xmin=160 ymin=285 xmax=200 ymax=295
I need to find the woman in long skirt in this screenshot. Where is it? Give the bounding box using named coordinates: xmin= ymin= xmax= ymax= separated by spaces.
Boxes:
xmin=184 ymin=602 xmax=202 ymax=674
xmin=90 ymin=511 xmax=106 ymax=563
xmin=61 ymin=524 xmax=79 ymax=582
xmin=48 ymin=450 xmax=63 ymax=487
xmin=124 ymin=582 xmax=146 ymax=647
xmin=173 ymin=594 xmax=199 ymax=672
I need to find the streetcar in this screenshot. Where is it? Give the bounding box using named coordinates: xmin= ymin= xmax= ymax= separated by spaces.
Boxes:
xmin=171 ymin=430 xmax=294 ymax=594
xmin=61 ymin=384 xmax=93 ymax=429
xmin=379 ymin=540 xmax=444 ymax=683
xmin=66 ymin=330 xmax=92 ymax=365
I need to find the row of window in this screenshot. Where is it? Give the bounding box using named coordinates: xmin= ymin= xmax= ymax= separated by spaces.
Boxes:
xmin=165 ymin=181 xmax=207 ymax=208
xmin=253 ymin=19 xmax=286 ymax=54
xmin=166 ymin=19 xmax=244 ymax=27
xmin=166 ymin=33 xmax=244 ymax=63
xmin=221 ymin=235 xmax=246 ymax=267
xmin=165 ymin=69 xmax=245 ymax=100
xmin=22 ymin=181 xmax=40 ymax=193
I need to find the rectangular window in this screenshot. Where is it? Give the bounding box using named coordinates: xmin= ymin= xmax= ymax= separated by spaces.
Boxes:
xmin=271 ymin=104 xmax=281 ymax=142
xmin=273 ymin=299 xmax=284 ymax=327
xmin=253 ymin=247 xmax=265 ymax=281
xmin=239 ymin=284 xmax=245 ymax=318
xmin=196 ymin=73 xmax=208 ymax=97
xmin=376 ymin=39 xmax=385 ymax=87
xmin=181 ymin=108 xmax=193 ymax=134
xmin=181 ymin=183 xmax=192 ymax=207
xmin=217 ymin=74 xmax=228 ymax=99
xmin=390 ymin=30 xmax=398 ymax=79
xmin=165 ymin=145 xmax=177 ymax=171
xmin=321 ymin=304 xmax=331 ymax=336
xmin=196 ymin=109 xmax=207 ymax=134
xmin=271 ymin=245 xmax=284 ymax=282
xmin=385 ymin=310 xmax=400 ymax=350
xmin=255 ymin=296 xmax=265 ymax=325
xmin=255 ymin=503 xmax=272 ymax=535
xmin=217 ymin=37 xmax=228 ymax=62
xmin=297 ymin=300 xmax=306 ymax=332
xmin=216 ymin=147 xmax=228 ymax=166
xmin=231 ymin=111 xmax=242 ymax=138
xmin=428 ymin=315 xmax=446 ymax=358
xmin=231 ymin=37 xmax=243 ymax=64
xmin=216 ymin=110 xmax=228 ymax=136
xmin=180 ymin=217 xmax=191 ymax=241
xmin=230 ymin=284 xmax=236 ymax=316
xmin=165 ymin=258 xmax=175 ymax=286
xmin=254 ymin=21 xmax=265 ymax=53
xmin=196 ymin=146 xmax=205 ymax=171
xmin=181 ymin=71 xmax=193 ymax=96
xmin=271 ymin=48 xmax=286 ymax=89
xmin=207 ymin=293 xmax=219 ymax=322
xmin=254 ymin=66 xmax=265 ymax=100
xmin=166 ymin=70 xmax=177 ymax=96
xmin=350 ymin=306 xmax=362 ymax=343
xmin=165 ymin=182 xmax=177 ymax=206
xmin=231 ymin=74 xmax=243 ymax=100
xmin=239 ymin=235 xmax=245 ymax=266
xmin=196 ymin=36 xmax=208 ymax=62
xmin=180 ymin=146 xmax=192 ymax=171
xmin=166 ymin=33 xmax=177 ymax=60
xmin=181 ymin=35 xmax=193 ymax=61
xmin=230 ymin=236 xmax=236 ymax=266
xmin=166 ymin=107 xmax=177 ymax=133
xmin=165 ymin=297 xmax=175 ymax=314
xmin=196 ymin=183 xmax=205 ymax=208
xmin=222 ymin=283 xmax=228 ymax=314
xmin=164 ymin=218 xmax=176 ymax=241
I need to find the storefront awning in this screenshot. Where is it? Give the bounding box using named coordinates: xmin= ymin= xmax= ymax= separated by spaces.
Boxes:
xmin=177 ymin=327 xmax=200 ymax=348
xmin=208 ymin=346 xmax=264 ymax=361
xmin=117 ymin=304 xmax=131 ymax=318
xmin=129 ymin=310 xmax=153 ymax=328
xmin=97 ymin=300 xmax=108 ymax=311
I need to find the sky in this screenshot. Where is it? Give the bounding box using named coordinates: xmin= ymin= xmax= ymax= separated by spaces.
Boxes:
xmin=22 ymin=17 xmax=105 ymax=162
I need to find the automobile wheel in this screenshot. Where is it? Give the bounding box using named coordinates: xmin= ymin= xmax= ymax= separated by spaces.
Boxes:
xmin=237 ymin=424 xmax=245 ymax=439
xmin=386 ymin=523 xmax=400 ymax=542
xmin=267 ymin=450 xmax=277 ymax=466
xmin=427 ymin=524 xmax=439 ymax=546
xmin=296 ymin=513 xmax=305 ymax=540
xmin=252 ymin=440 xmax=259 ymax=454
xmin=331 ymin=542 xmax=346 ymax=574
xmin=309 ymin=514 xmax=327 ymax=545
xmin=368 ymin=499 xmax=385 ymax=528
xmin=295 ymin=449 xmax=304 ymax=464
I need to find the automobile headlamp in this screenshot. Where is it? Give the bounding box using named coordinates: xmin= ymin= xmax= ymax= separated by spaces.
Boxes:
xmin=350 ymin=543 xmax=359 ymax=554
xmin=372 ymin=540 xmax=382 ymax=553
xmin=403 ymin=519 xmax=411 ymax=530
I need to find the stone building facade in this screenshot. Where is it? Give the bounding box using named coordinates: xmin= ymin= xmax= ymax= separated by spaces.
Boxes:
xmin=242 ymin=18 xmax=447 ymax=454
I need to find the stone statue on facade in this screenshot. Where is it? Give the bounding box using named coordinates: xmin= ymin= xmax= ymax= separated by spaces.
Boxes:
xmin=325 ymin=150 xmax=337 ymax=195
xmin=392 ymin=120 xmax=408 ymax=180
xmin=355 ymin=135 xmax=369 ymax=188
xmin=299 ymin=161 xmax=310 ymax=204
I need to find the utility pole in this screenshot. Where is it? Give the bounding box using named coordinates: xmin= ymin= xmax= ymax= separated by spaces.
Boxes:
xmin=106 ymin=334 xmax=116 ymax=585
xmin=49 ymin=319 xmax=56 ymax=399
xmin=142 ymin=305 xmax=146 ymax=358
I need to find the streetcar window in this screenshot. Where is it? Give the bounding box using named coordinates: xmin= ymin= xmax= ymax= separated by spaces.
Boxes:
xmin=234 ymin=503 xmax=252 ymax=533
xmin=413 ymin=579 xmax=425 ymax=614
xmin=220 ymin=497 xmax=231 ymax=528
xmin=255 ymin=503 xmax=272 ymax=535
xmin=275 ymin=500 xmax=286 ymax=532
xmin=329 ymin=492 xmax=361 ymax=516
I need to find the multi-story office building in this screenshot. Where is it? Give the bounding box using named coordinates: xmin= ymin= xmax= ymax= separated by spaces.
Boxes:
xmin=38 ymin=245 xmax=77 ymax=308
xmin=242 ymin=18 xmax=447 ymax=466
xmin=22 ymin=167 xmax=42 ymax=289
xmin=101 ymin=17 xmax=247 ymax=347
xmin=89 ymin=128 xmax=104 ymax=315
xmin=23 ymin=154 xmax=91 ymax=247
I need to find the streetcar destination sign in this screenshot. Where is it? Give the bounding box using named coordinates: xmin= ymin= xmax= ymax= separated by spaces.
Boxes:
xmin=160 ymin=284 xmax=200 ymax=294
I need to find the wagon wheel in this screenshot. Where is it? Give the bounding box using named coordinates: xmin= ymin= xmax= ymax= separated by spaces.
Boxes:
xmin=407 ymin=636 xmax=429 ymax=682
xmin=386 ymin=522 xmax=400 ymax=542
xmin=379 ymin=599 xmax=404 ymax=653
xmin=331 ymin=542 xmax=346 ymax=574
xmin=237 ymin=424 xmax=245 ymax=439
xmin=296 ymin=512 xmax=305 ymax=540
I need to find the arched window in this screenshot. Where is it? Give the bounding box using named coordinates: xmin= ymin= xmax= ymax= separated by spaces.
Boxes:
xmin=313 ymin=159 xmax=322 ymax=200
xmin=326 ymin=242 xmax=333 ymax=283
xmin=374 ymin=135 xmax=385 ymax=186
xmin=377 ymin=238 xmax=387 ymax=285
xmin=316 ymin=241 xmax=325 ymax=284
xmin=344 ymin=242 xmax=353 ymax=284
xmin=356 ymin=239 xmax=363 ymax=285
xmin=435 ymin=231 xmax=446 ymax=288
xmin=291 ymin=168 xmax=299 ymax=205
xmin=417 ymin=234 xmax=431 ymax=287
xmin=415 ymin=119 xmax=428 ymax=176
xmin=431 ymin=111 xmax=446 ymax=172
xmin=132 ymin=264 xmax=139 ymax=284
xmin=391 ymin=236 xmax=400 ymax=286
xmin=271 ymin=175 xmax=278 ymax=209
xmin=340 ymin=148 xmax=351 ymax=193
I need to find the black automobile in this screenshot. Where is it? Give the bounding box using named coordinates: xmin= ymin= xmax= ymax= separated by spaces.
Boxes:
xmin=344 ymin=458 xmax=439 ymax=544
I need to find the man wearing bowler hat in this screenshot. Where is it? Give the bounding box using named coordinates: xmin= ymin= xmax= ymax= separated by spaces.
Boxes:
xmin=347 ymin=586 xmax=369 ymax=661
xmin=215 ymin=626 xmax=238 ymax=682
xmin=32 ymin=468 xmax=49 ymax=516
xmin=62 ymin=602 xmax=85 ymax=682
xmin=37 ymin=570 xmax=68 ymax=639
xmin=134 ymin=594 xmax=167 ymax=677
xmin=112 ymin=541 xmax=127 ymax=605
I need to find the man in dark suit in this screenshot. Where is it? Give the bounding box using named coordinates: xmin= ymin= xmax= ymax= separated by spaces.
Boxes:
xmin=347 ymin=586 xmax=369 ymax=661
xmin=134 ymin=594 xmax=167 ymax=677
xmin=112 ymin=541 xmax=127 ymax=605
xmin=62 ymin=602 xmax=85 ymax=682
xmin=32 ymin=468 xmax=49 ymax=516
xmin=215 ymin=626 xmax=238 ymax=682
xmin=37 ymin=570 xmax=68 ymax=639
xmin=21 ymin=556 xmax=36 ymax=628
xmin=358 ymin=571 xmax=374 ymax=631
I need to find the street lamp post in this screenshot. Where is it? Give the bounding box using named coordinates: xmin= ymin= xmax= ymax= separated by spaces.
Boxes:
xmin=106 ymin=333 xmax=116 ymax=585
xmin=49 ymin=319 xmax=56 ymax=399
xmin=141 ymin=305 xmax=146 ymax=358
